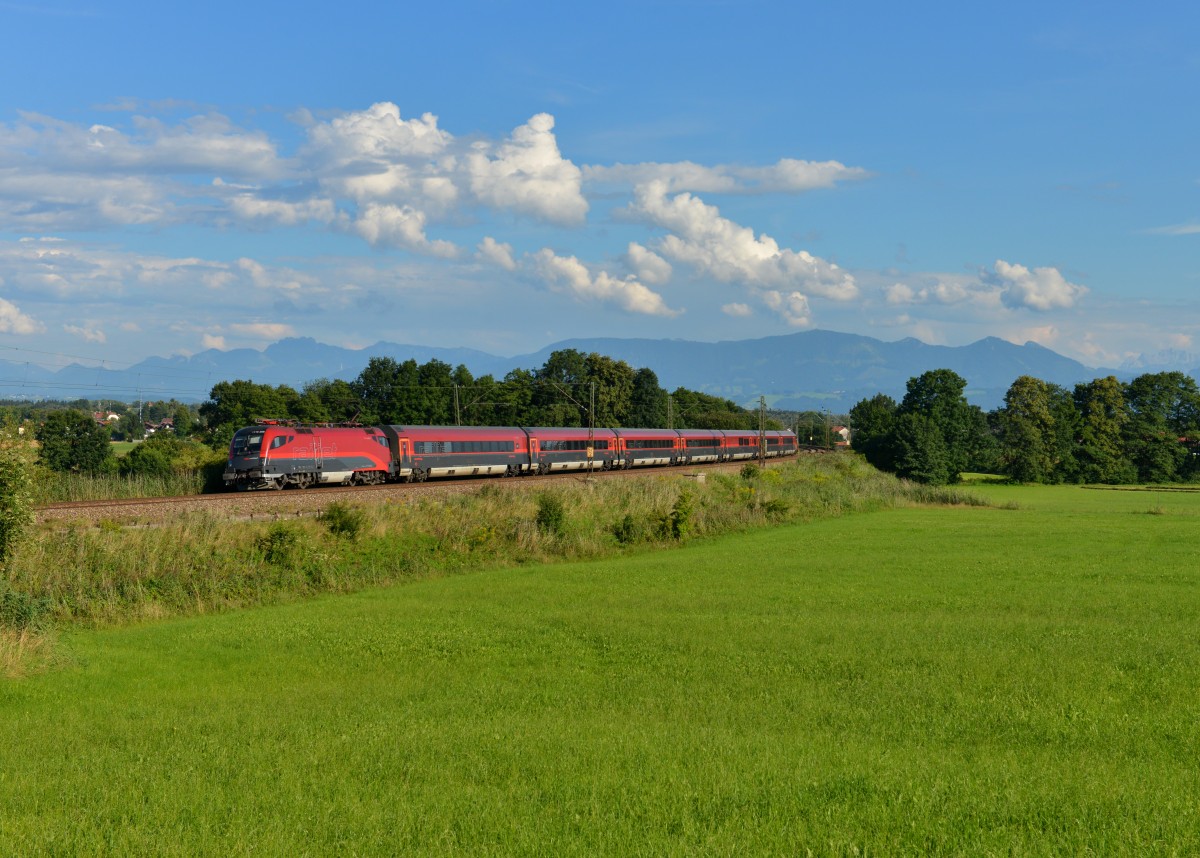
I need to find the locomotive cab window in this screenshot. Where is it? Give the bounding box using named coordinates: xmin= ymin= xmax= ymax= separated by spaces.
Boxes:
xmin=231 ymin=430 xmax=265 ymax=456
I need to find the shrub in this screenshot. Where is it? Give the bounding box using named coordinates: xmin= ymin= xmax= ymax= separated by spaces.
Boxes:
xmin=0 ymin=581 xmax=52 ymax=630
xmin=119 ymin=444 xmax=174 ymax=478
xmin=0 ymin=447 xmax=32 ymax=567
xmin=740 ymin=462 xmax=761 ymax=480
xmin=669 ymin=489 xmax=695 ymax=539
xmin=257 ymin=523 xmax=304 ymax=566
xmin=762 ymin=498 xmax=791 ymax=518
xmin=535 ymin=493 xmax=566 ymax=536
xmin=611 ymin=513 xmax=644 ymax=545
xmin=654 ymin=489 xmax=695 ymax=541
xmin=322 ymin=502 xmax=366 ymax=539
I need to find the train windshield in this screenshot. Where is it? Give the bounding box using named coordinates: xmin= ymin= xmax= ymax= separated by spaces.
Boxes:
xmin=231 ymin=429 xmax=265 ymax=458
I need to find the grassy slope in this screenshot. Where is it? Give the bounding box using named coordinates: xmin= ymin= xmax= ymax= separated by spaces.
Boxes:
xmin=2 ymin=485 xmax=1199 ymax=854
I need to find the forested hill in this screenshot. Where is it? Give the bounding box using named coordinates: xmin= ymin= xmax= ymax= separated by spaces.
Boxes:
xmin=1 ymin=330 xmax=1158 ymax=410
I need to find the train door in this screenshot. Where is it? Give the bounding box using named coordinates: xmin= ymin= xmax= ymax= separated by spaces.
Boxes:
xmin=313 ymin=437 xmax=323 ymax=472
xmin=529 ymin=436 xmax=541 ymax=473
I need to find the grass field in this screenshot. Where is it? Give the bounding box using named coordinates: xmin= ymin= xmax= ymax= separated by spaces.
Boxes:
xmin=109 ymin=441 xmax=138 ymax=457
xmin=2 ymin=483 xmax=1199 ymax=853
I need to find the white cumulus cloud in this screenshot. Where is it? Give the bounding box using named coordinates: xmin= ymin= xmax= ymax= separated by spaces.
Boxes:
xmin=625 ymin=242 xmax=673 ymax=285
xmin=760 ymin=290 xmax=812 ymax=327
xmin=353 ymin=203 xmax=459 ymax=258
xmin=722 ymin=302 xmax=753 ymax=317
xmin=630 ymin=181 xmax=856 ymax=301
xmin=626 ymin=180 xmax=855 ymax=325
xmin=0 ymin=297 xmax=42 ymax=334
xmin=476 ymin=236 xmax=516 ymax=271
xmin=527 ymin=248 xmax=679 ymax=317
xmin=467 ymin=113 xmax=588 ymax=225
xmin=991 ymin=260 xmax=1087 ymax=311
xmin=305 ymin=102 xmax=452 ymax=164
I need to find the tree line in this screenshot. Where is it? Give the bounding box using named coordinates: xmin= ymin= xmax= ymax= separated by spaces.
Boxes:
xmin=850 ymin=369 xmax=1200 ymax=485
xmin=200 ymin=348 xmax=778 ymax=449
xmin=11 ymin=349 xmax=777 ymax=477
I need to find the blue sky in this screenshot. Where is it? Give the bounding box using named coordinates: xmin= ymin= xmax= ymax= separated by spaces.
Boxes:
xmin=0 ymin=0 xmax=1197 ymax=374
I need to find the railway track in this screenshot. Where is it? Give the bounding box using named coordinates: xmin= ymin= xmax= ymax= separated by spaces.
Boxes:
xmin=34 ymin=458 xmax=787 ymax=525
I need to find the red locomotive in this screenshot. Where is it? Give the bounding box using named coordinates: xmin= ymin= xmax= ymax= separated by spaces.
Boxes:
xmin=224 ymin=422 xmax=798 ymax=490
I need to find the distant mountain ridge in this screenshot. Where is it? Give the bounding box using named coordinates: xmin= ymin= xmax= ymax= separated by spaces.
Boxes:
xmin=4 ymin=331 xmax=1195 ymax=412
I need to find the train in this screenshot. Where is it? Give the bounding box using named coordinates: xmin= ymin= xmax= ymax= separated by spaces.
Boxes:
xmin=223 ymin=422 xmax=799 ymax=490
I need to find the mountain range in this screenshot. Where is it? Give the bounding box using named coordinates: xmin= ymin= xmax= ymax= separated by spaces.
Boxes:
xmin=3 ymin=330 xmax=1195 ymax=412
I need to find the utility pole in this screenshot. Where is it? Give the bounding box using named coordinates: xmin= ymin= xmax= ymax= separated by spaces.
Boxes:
xmin=666 ymin=392 xmax=672 ymax=430
xmin=587 ymin=381 xmax=595 ymax=475
xmin=453 ymin=385 xmax=461 ymax=426
xmin=758 ymin=395 xmax=766 ymax=467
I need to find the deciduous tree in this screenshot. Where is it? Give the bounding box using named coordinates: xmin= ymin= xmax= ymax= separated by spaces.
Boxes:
xmin=1073 ymin=376 xmax=1135 ymax=484
xmin=848 ymin=394 xmax=897 ymax=471
xmin=35 ymin=409 xmax=114 ymax=474
xmin=898 ymin=369 xmax=986 ymax=480
xmin=998 ymin=375 xmax=1056 ymax=483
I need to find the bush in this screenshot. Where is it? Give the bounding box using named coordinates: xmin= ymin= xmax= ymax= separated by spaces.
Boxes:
xmin=257 ymin=523 xmax=304 ymax=566
xmin=322 ymin=502 xmax=366 ymax=539
xmin=0 ymin=448 xmax=32 ymax=567
xmin=0 ymin=581 xmax=52 ymax=630
xmin=740 ymin=462 xmax=761 ymax=480
xmin=668 ymin=489 xmax=694 ymax=539
xmin=119 ymin=444 xmax=174 ymax=478
xmin=535 ymin=493 xmax=566 ymax=536
xmin=762 ymin=498 xmax=791 ymax=518
xmin=611 ymin=513 xmax=644 ymax=545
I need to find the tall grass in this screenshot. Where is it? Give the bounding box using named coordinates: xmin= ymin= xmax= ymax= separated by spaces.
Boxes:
xmin=31 ymin=465 xmax=222 ymax=504
xmin=0 ymin=627 xmax=62 ymax=678
xmin=3 ymin=455 xmax=984 ymax=633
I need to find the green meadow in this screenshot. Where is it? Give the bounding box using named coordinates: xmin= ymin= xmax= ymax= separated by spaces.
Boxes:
xmin=3 ymin=481 xmax=1200 ymax=854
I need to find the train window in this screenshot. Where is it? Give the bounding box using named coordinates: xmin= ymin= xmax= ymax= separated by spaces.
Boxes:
xmin=375 ymin=436 xmax=389 ymax=447
xmin=413 ymin=440 xmax=515 ymax=454
xmin=270 ymin=436 xmax=287 ymax=449
xmin=628 ymin=439 xmax=673 ymax=449
xmin=686 ymin=439 xmax=714 ymax=448
xmin=541 ymin=439 xmax=603 ymax=451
